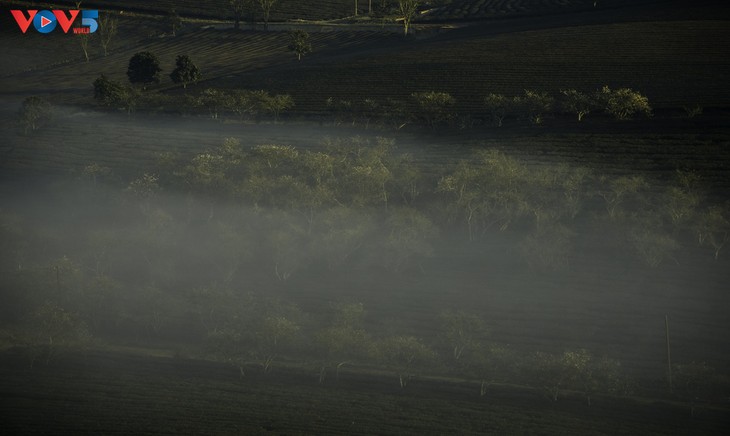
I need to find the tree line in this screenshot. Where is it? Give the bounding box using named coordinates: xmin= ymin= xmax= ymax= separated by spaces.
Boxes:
xmin=1 ymin=137 xmax=728 ymax=411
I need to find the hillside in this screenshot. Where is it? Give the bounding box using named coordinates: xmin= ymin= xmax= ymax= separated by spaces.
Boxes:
xmin=216 ymin=19 xmax=730 ymax=114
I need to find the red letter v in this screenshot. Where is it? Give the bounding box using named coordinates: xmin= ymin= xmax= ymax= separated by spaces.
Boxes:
xmin=53 ymin=10 xmax=80 ymax=33
xmin=10 ymin=10 xmax=37 ymax=33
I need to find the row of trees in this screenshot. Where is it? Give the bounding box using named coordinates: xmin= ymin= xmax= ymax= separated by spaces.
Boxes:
xmin=2 ymin=138 xmax=728 ymax=412
xmin=228 ymin=0 xmax=423 ymax=35
xmin=3 ymin=292 xmax=724 ymax=412
xmin=326 ymin=86 xmax=653 ymax=131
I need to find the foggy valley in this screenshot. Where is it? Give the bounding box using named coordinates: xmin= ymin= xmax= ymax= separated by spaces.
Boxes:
xmin=1 ymin=0 xmax=729 ymax=434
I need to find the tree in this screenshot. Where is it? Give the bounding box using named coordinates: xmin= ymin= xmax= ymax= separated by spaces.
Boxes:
xmin=664 ymin=185 xmax=700 ymax=231
xmin=288 ymin=30 xmax=312 ymax=61
xmin=94 ymin=74 xmax=126 ymax=105
xmin=695 ymin=205 xmax=730 ymax=259
xmin=438 ymin=310 xmax=488 ymax=361
xmin=170 ymin=55 xmax=202 ymax=89
xmin=77 ymin=32 xmax=93 ymax=62
xmin=22 ymin=302 xmax=91 ymax=368
xmin=98 ymin=14 xmax=118 ymax=56
xmin=167 ymin=9 xmax=182 ymax=36
xmin=630 ymin=226 xmax=678 ymax=268
xmin=196 ymin=88 xmax=234 ymax=119
xmin=261 ymin=93 xmax=294 ymax=122
xmin=598 ymin=86 xmax=651 ymax=120
xmin=438 ymin=150 xmax=531 ymax=241
xmin=560 ymin=89 xmax=596 ymax=121
xmin=230 ymin=0 xmax=251 ymax=29
xmin=127 ymin=51 xmax=162 ymax=87
xmin=529 ymin=350 xmax=591 ymax=402
xmin=93 ymin=75 xmax=138 ymax=113
xmin=463 ymin=344 xmax=513 ymax=397
xmin=258 ymin=0 xmax=278 ymax=30
xmin=314 ymin=302 xmax=373 ymax=382
xmin=411 ymin=91 xmax=456 ymax=129
xmin=256 ymin=315 xmax=299 ymax=372
xmin=19 ymin=96 xmax=52 ymax=134
xmin=484 ymin=93 xmax=511 ymax=127
xmin=397 ymin=0 xmax=420 ymax=36
xmin=377 ymin=335 xmax=434 ymax=388
xmin=513 ymin=89 xmax=553 ymax=124
xmin=379 ymin=207 xmax=438 ymax=272
xmin=598 ymin=175 xmax=648 ymax=220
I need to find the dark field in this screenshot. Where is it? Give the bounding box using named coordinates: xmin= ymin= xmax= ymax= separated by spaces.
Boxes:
xmin=2 ymin=349 xmax=728 ymax=435
xmin=1 ymin=0 xmax=730 ymax=434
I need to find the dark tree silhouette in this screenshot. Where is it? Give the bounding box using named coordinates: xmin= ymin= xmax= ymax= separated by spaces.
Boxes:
xmin=127 ymin=51 xmax=162 ymax=87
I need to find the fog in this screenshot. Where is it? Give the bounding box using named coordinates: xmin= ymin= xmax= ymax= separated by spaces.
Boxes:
xmin=2 ymin=108 xmax=729 ymax=382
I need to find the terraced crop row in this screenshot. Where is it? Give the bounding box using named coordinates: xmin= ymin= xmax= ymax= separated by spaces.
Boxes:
xmin=421 ymin=0 xmax=603 ymax=20
xmin=4 ymin=349 xmax=722 ymax=435
xmin=48 ymin=0 xmax=356 ymax=21
xmin=1 ymin=24 xmax=396 ymax=104
xmin=233 ymin=20 xmax=730 ymax=114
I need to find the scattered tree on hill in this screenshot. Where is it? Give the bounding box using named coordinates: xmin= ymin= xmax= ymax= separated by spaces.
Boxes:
xmin=514 ymin=89 xmax=553 ymax=124
xmin=379 ymin=207 xmax=438 ymax=271
xmin=683 ymin=104 xmax=703 ymax=118
xmin=258 ymin=0 xmax=278 ymax=30
xmin=98 ymin=14 xmax=118 ymax=56
xmin=664 ymin=185 xmax=700 ymax=231
xmin=230 ymin=0 xmax=251 ymax=29
xmin=19 ymin=96 xmax=52 ymax=134
xmin=560 ymin=89 xmax=596 ymax=121
xmin=77 ymin=32 xmax=93 ymax=62
xmin=288 ymin=30 xmax=312 ymax=61
xmin=127 ymin=51 xmax=162 ymax=88
xmin=598 ymin=86 xmax=651 ymax=120
xmin=166 ymin=9 xmax=182 ymax=36
xmin=438 ymin=310 xmax=488 ymax=361
xmin=256 ymin=314 xmax=300 ymax=372
xmin=411 ymin=91 xmax=456 ymax=129
xmin=598 ymin=175 xmax=648 ymax=220
xmin=261 ymin=93 xmax=294 ymax=122
xmin=92 ymin=75 xmax=138 ymax=114
xmin=529 ymin=350 xmax=591 ymax=402
xmin=314 ymin=302 xmax=374 ymax=382
xmin=377 ymin=335 xmax=434 ymax=388
xmin=397 ymin=0 xmax=421 ymax=36
xmin=695 ymin=205 xmax=730 ymax=260
xmin=629 ymin=226 xmax=678 ymax=268
xmin=484 ymin=93 xmax=511 ymax=127
xmin=196 ymin=88 xmax=234 ymax=119
xmin=170 ymin=55 xmax=202 ymax=89
xmin=326 ymin=98 xmax=354 ymax=125
xmin=93 ymin=74 xmax=127 ymax=106
xmin=22 ymin=302 xmax=91 ymax=368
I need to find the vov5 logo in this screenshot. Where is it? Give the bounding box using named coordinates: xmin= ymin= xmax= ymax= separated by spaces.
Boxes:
xmin=10 ymin=10 xmax=99 ymax=34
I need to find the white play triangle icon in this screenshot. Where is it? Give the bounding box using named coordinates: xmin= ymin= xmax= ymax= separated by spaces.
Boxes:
xmin=40 ymin=16 xmax=52 ymax=27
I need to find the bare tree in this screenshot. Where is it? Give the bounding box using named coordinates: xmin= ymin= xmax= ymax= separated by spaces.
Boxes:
xmin=98 ymin=14 xmax=118 ymax=56
xmin=78 ymin=32 xmax=92 ymax=61
xmin=230 ymin=0 xmax=251 ymax=29
xmin=397 ymin=0 xmax=420 ymax=36
xmin=258 ymin=0 xmax=278 ymax=30
xmin=19 ymin=96 xmax=52 ymax=134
